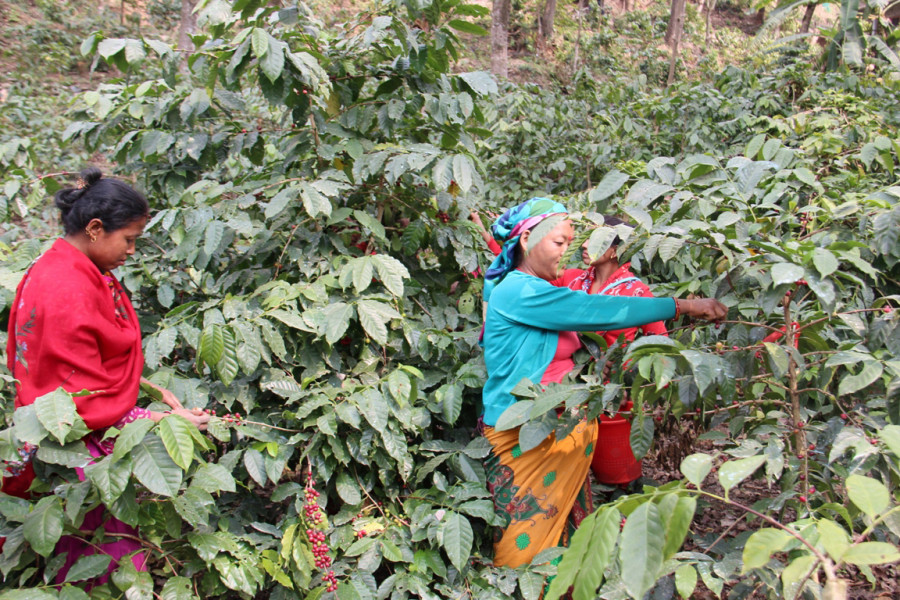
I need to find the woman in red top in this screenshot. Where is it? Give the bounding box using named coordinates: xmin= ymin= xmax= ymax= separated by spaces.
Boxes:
xmin=557 ymin=216 xmax=667 ymax=485
xmin=4 ymin=167 xmax=209 ymax=584
xmin=559 ymin=216 xmax=667 ymax=345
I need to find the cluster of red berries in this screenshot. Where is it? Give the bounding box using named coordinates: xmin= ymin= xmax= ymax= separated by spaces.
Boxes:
xmin=304 ymin=487 xmax=323 ymax=524
xmin=307 ymin=528 xmax=331 ymax=568
xmin=303 ymin=477 xmax=336 ymax=591
xmin=221 ymin=412 xmax=243 ymax=424
xmin=311 ymin=540 xmax=331 ymax=569
xmin=322 ymin=570 xmax=338 ymax=593
xmin=437 ymin=212 xmax=450 ymax=223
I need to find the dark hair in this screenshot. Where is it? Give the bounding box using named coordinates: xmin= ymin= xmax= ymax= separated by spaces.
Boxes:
xmin=603 ymin=215 xmax=633 ymax=247
xmin=54 ymin=167 xmax=149 ymax=235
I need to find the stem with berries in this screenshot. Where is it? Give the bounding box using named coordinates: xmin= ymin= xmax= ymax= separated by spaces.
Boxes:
xmin=304 ymin=465 xmax=337 ymax=592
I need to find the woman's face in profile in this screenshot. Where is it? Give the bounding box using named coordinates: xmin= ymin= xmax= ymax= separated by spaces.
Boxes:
xmin=87 ymin=217 xmax=147 ymax=273
xmin=520 ymin=218 xmax=574 ymax=281
xmin=582 ymin=240 xmax=616 ymax=268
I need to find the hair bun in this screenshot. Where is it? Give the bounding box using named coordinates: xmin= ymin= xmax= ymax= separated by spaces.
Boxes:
xmin=54 ymin=188 xmax=83 ymax=212
xmin=54 ymin=167 xmax=103 ymax=213
xmin=80 ymin=166 xmax=103 ymax=190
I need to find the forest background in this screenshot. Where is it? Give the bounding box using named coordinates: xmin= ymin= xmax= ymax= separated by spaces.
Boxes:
xmin=0 ymin=0 xmax=899 ymax=599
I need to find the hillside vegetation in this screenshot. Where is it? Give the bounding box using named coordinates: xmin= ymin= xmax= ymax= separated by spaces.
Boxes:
xmin=0 ymin=1 xmax=898 ymax=599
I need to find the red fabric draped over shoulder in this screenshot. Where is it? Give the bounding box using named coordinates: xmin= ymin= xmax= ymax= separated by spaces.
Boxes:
xmin=7 ymin=238 xmax=143 ymax=430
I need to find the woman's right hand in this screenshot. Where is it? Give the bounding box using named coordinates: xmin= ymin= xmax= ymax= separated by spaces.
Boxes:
xmin=679 ymin=298 xmax=728 ymax=321
xmin=170 ymin=407 xmax=211 ymax=431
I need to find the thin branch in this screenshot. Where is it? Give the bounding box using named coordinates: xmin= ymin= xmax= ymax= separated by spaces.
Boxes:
xmin=699 ymin=491 xmax=838 ymax=582
xmin=412 ymin=296 xmax=433 ymax=317
xmin=274 ymin=225 xmax=299 ymax=278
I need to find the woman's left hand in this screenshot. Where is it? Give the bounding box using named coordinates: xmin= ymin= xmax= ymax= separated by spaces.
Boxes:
xmin=170 ymin=407 xmax=210 ymax=430
xmin=158 ymin=388 xmax=184 ymax=410
xmin=141 ymin=377 xmax=185 ymax=410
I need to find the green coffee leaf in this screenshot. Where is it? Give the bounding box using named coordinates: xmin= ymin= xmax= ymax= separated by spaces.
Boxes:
xmin=85 ymin=455 xmax=131 ymax=504
xmin=243 ymin=448 xmax=268 ymax=487
xmin=745 ymin=133 xmax=766 ymax=159
xmin=838 ymin=362 xmax=883 ymax=397
xmin=199 ymin=324 xmax=224 ymax=367
xmin=661 ymin=495 xmax=696 ymax=560
xmin=323 ymin=302 xmax=353 ymax=344
xmin=879 ymin=425 xmax=900 ymax=458
xmin=437 ymin=383 xmax=463 ymax=426
xmin=519 ymin=571 xmax=544 ymax=600
xmin=781 ymin=554 xmax=816 ymax=599
xmin=717 ymin=455 xmax=765 ymax=495
xmin=372 ymin=254 xmax=409 ymax=297
xmin=675 ymin=564 xmax=697 ymax=599
xmin=336 ymin=471 xmax=362 ymax=505
xmin=23 ymin=496 xmax=64 ymax=557
xmin=357 ymin=299 xmax=400 ymax=345
xmin=680 ymin=350 xmax=720 ymax=395
xmin=59 ymin=586 xmax=90 ymax=600
xmin=589 ymin=170 xmax=630 ymax=203
xmin=495 ymin=400 xmax=535 ymax=431
xmin=440 ymin=511 xmax=473 ymax=572
xmin=629 ymin=413 xmax=654 ymax=460
xmin=458 ymin=71 xmax=498 ymax=95
xmin=161 ymin=576 xmax=193 ymax=600
xmin=34 ymin=388 xmax=80 ymax=444
xmin=811 ymin=247 xmax=838 ymax=278
xmin=680 ymin=453 xmax=713 ymax=487
xmin=132 ymin=434 xmax=183 ymax=497
xmin=192 ymin=463 xmax=237 ymax=494
xmin=846 ymin=474 xmax=890 ymax=517
xmin=63 ymin=554 xmax=111 ymax=583
xmin=742 ymin=528 xmax=792 ymax=572
xmin=842 ymin=542 xmax=900 ymax=565
xmin=771 ymin=262 xmax=805 ymax=286
xmin=817 ymin=519 xmax=850 ymax=562
xmin=13 ymin=404 xmax=49 ymax=445
xmin=217 ymin=326 xmax=240 ymax=386
xmin=620 ymin=502 xmax=664 ymax=599
xmin=0 ymin=590 xmax=57 ymax=600
xmin=158 ymin=414 xmax=196 ymax=471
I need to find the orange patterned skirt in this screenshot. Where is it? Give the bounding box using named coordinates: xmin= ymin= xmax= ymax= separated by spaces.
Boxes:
xmin=484 ymin=418 xmax=596 ymax=568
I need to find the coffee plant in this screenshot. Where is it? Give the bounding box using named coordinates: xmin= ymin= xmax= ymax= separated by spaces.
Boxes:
xmin=0 ymin=0 xmax=898 ymax=599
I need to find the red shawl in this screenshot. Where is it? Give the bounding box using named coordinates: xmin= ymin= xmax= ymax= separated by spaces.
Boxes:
xmin=6 ymin=238 xmax=143 ymax=430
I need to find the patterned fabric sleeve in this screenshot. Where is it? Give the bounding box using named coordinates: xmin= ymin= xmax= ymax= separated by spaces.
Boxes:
xmin=112 ymin=406 xmax=152 ymax=429
xmin=93 ymin=406 xmax=154 ymax=456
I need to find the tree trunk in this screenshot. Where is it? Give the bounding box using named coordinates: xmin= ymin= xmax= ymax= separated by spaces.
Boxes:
xmin=799 ymin=2 xmax=816 ymax=33
xmin=704 ymin=0 xmax=717 ymax=50
xmin=572 ymin=2 xmax=587 ymax=72
xmin=667 ymin=0 xmax=686 ymax=86
xmin=538 ymin=0 xmax=557 ymax=42
xmin=179 ymin=0 xmax=198 ymax=53
xmin=491 ymin=0 xmax=511 ymax=79
xmin=665 ymin=0 xmax=686 ymax=46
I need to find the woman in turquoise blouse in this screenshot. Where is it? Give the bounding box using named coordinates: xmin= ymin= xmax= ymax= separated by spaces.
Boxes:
xmin=481 ymin=198 xmax=726 ymax=568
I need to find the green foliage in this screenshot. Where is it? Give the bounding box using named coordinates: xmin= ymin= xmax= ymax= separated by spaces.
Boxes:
xmin=1 ymin=1 xmax=899 ymax=598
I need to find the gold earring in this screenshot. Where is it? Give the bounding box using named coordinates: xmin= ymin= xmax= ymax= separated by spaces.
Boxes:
xmin=85 ymin=228 xmax=97 ymax=243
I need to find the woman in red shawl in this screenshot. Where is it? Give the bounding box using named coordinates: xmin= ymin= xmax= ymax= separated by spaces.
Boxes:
xmin=3 ymin=167 xmax=209 ymax=583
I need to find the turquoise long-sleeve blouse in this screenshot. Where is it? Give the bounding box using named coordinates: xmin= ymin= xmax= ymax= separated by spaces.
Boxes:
xmin=481 ymin=270 xmax=676 ymax=427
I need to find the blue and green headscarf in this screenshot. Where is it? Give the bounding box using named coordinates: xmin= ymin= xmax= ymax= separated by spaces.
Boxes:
xmin=483 ymin=197 xmax=568 ymax=302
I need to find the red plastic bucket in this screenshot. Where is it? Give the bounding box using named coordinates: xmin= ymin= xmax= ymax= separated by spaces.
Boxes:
xmin=591 ymin=401 xmax=642 ymax=485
